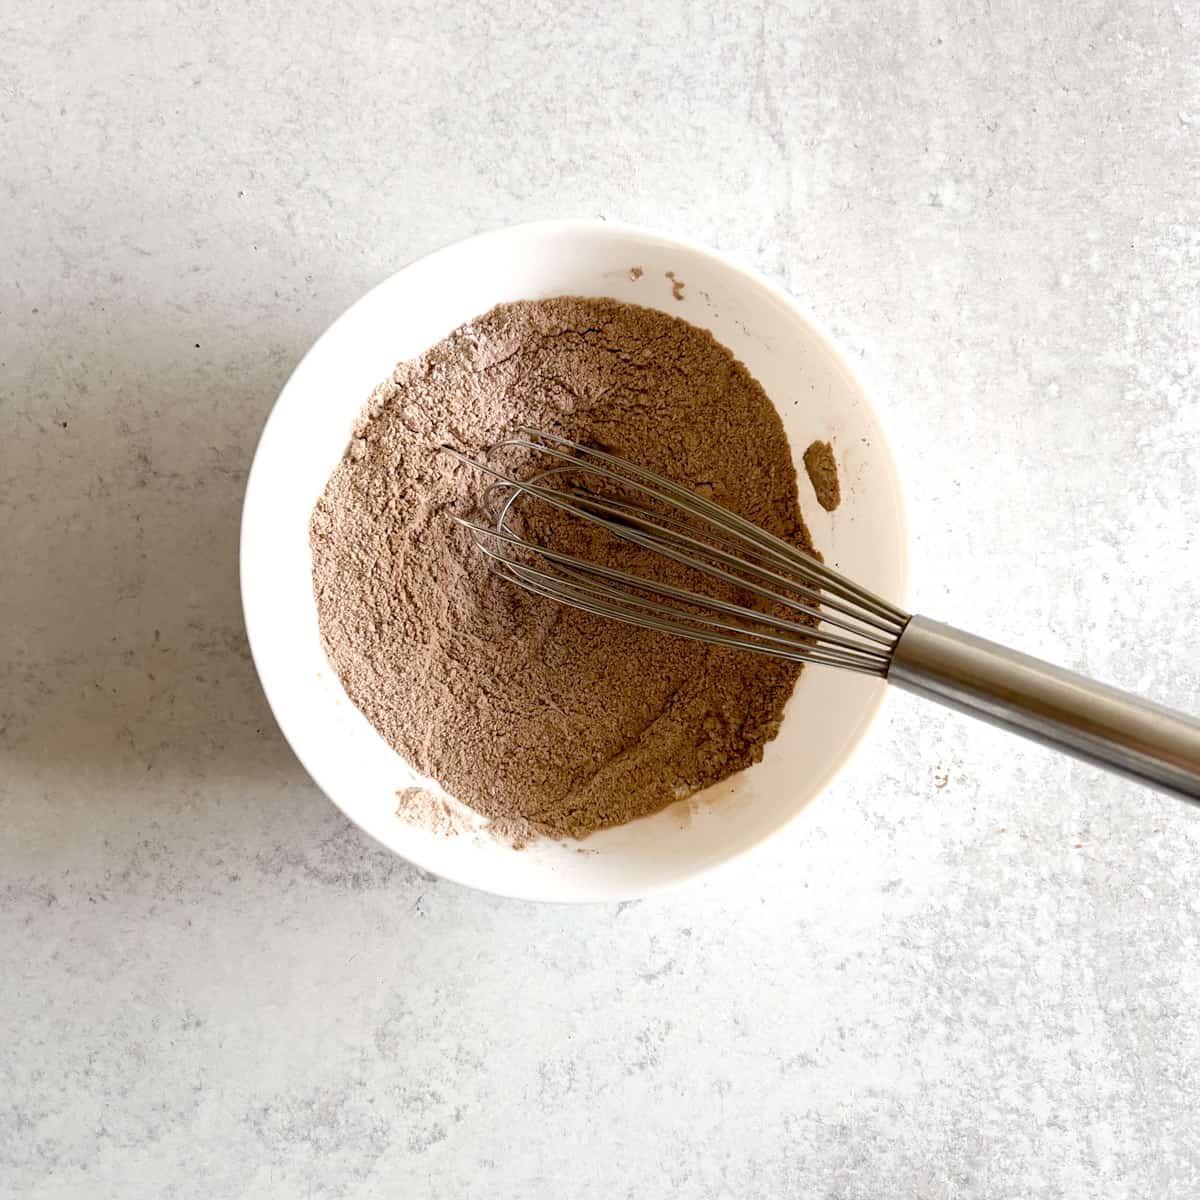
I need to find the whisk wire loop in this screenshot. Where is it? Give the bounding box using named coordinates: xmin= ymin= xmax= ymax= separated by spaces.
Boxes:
xmin=442 ymin=430 xmax=908 ymax=675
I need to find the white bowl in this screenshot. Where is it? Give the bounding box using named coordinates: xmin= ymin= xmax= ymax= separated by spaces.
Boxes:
xmin=241 ymin=219 xmax=908 ymax=902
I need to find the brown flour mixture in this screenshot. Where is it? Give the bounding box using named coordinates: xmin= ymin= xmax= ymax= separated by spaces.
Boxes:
xmin=803 ymin=439 xmax=841 ymax=511
xmin=310 ymin=297 xmax=815 ymax=843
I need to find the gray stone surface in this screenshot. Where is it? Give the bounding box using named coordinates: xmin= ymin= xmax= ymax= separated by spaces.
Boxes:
xmin=3 ymin=1 xmax=1199 ymax=1196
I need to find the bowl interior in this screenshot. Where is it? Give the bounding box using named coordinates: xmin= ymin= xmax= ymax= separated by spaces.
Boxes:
xmin=240 ymin=220 xmax=908 ymax=901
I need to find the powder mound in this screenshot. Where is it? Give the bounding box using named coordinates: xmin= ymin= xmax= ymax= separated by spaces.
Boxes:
xmin=310 ymin=297 xmax=814 ymax=843
xmin=803 ymin=439 xmax=841 ymax=511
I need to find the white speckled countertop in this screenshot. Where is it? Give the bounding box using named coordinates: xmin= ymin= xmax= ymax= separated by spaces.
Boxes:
xmin=3 ymin=3 xmax=1199 ymax=1196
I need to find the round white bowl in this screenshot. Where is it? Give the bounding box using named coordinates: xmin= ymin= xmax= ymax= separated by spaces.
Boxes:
xmin=241 ymin=219 xmax=908 ymax=902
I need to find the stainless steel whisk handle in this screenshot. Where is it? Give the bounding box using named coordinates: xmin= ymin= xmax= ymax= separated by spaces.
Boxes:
xmin=889 ymin=617 xmax=1200 ymax=802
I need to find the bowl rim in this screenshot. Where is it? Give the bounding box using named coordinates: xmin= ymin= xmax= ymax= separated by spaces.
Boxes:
xmin=240 ymin=217 xmax=910 ymax=901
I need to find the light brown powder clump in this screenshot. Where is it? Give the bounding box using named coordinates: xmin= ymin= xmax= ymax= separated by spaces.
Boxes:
xmin=803 ymin=439 xmax=841 ymax=511
xmin=395 ymin=787 xmax=466 ymax=838
xmin=309 ymin=297 xmax=814 ymax=843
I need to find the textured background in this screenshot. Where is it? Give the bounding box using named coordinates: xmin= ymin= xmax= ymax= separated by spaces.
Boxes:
xmin=3 ymin=2 xmax=1199 ymax=1197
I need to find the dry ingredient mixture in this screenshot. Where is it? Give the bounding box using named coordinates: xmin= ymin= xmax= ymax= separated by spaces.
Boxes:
xmin=394 ymin=787 xmax=468 ymax=838
xmin=310 ymin=297 xmax=815 ymax=843
xmin=803 ymin=439 xmax=841 ymax=511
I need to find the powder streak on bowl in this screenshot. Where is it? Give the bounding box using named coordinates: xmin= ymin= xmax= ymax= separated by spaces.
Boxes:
xmin=240 ymin=219 xmax=909 ymax=901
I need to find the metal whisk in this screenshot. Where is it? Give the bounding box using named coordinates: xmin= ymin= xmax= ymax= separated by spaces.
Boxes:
xmin=442 ymin=429 xmax=1200 ymax=802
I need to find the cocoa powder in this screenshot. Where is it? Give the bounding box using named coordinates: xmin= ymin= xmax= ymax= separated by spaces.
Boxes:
xmin=309 ymin=297 xmax=814 ymax=843
xmin=803 ymin=439 xmax=841 ymax=511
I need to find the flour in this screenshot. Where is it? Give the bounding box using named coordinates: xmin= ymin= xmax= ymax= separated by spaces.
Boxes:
xmin=310 ymin=297 xmax=814 ymax=843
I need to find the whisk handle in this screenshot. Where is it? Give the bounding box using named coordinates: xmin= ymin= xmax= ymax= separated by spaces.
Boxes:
xmin=889 ymin=616 xmax=1200 ymax=802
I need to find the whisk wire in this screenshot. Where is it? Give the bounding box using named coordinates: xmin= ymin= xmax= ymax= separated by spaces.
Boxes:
xmin=491 ymin=555 xmax=889 ymax=675
xmin=450 ymin=444 xmax=903 ymax=645
xmin=458 ymin=515 xmax=895 ymax=670
xmin=503 ymin=427 xmax=906 ymax=626
xmin=441 ymin=431 xmax=908 ymax=675
xmin=497 ymin=480 xmax=893 ymax=642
